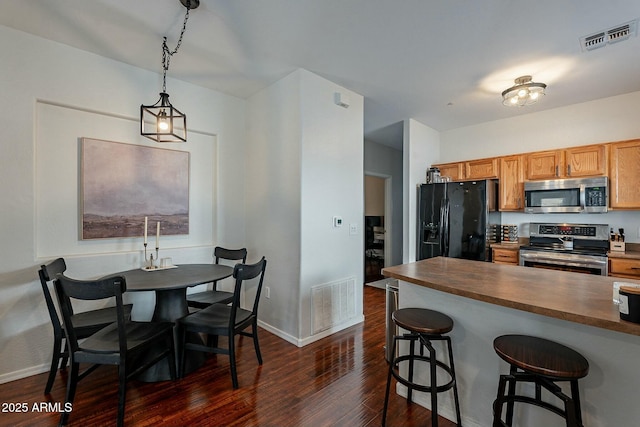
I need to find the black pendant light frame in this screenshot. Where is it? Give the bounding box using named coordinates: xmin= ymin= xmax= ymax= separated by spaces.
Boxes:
xmin=140 ymin=0 xmax=199 ymax=142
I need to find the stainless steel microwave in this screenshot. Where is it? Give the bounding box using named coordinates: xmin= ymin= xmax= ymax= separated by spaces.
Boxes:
xmin=524 ymin=177 xmax=608 ymax=213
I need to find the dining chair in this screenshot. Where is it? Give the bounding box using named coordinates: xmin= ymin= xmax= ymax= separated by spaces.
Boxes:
xmin=186 ymin=246 xmax=248 ymax=309
xmin=178 ymin=256 xmax=267 ymax=388
xmin=55 ymin=273 xmax=176 ymax=427
xmin=38 ymin=258 xmax=133 ymax=394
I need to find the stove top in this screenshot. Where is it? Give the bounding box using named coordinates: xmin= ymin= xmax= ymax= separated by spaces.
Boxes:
xmin=521 ymin=222 xmax=610 ymax=258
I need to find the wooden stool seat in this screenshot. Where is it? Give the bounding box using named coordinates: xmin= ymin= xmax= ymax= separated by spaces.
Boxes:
xmin=493 ymin=334 xmax=589 ymax=427
xmin=392 ymin=307 xmax=454 ymax=335
xmin=494 ymin=335 xmax=589 ymax=379
xmin=383 ymin=308 xmax=461 ymax=427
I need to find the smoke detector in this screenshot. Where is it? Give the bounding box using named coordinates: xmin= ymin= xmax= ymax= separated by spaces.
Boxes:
xmin=580 ymin=19 xmax=638 ymax=51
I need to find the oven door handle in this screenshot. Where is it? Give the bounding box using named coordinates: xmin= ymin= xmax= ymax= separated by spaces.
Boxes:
xmin=519 ymin=252 xmax=607 ymax=266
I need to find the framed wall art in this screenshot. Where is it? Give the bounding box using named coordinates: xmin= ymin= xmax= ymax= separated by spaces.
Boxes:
xmin=80 ymin=138 xmax=190 ymax=240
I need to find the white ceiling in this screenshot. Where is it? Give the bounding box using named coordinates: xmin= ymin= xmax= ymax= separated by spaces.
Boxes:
xmin=3 ymin=0 xmax=640 ymax=149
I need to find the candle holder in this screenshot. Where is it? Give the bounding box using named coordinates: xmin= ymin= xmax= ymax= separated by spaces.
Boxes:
xmin=144 ymin=242 xmax=159 ymax=270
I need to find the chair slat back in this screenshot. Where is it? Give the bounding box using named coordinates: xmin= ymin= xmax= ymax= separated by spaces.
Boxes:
xmin=214 ymin=247 xmax=248 ymax=264
xmin=230 ymin=257 xmax=267 ymax=322
xmin=39 ymin=258 xmax=68 ymax=331
xmin=54 ymin=274 xmax=128 ymax=354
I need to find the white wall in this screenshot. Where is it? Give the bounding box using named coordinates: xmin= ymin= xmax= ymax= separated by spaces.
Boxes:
xmin=246 ymin=69 xmax=365 ymax=346
xmin=403 ymin=119 xmax=440 ymax=262
xmin=299 ymin=70 xmax=364 ymax=342
xmin=245 ymin=70 xmax=303 ymax=342
xmin=438 ymin=92 xmax=640 ymax=243
xmin=0 ymin=25 xmax=247 ymax=383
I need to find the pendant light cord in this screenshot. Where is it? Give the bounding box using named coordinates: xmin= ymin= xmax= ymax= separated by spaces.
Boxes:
xmin=161 ymin=2 xmax=191 ymax=93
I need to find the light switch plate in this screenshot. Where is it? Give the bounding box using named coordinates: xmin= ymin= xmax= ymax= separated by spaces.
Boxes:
xmin=349 ymin=223 xmax=358 ymax=235
xmin=333 ymin=216 xmax=343 ymax=227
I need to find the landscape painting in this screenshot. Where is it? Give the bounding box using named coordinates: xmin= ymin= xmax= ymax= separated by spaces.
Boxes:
xmin=81 ymin=138 xmax=189 ymax=240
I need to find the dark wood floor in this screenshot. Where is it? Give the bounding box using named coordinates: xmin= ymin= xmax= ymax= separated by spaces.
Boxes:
xmin=0 ymin=286 xmax=456 ymax=426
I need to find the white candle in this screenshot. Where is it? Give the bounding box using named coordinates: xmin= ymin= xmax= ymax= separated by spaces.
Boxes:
xmin=144 ymin=217 xmax=148 ymax=244
xmin=156 ymin=221 xmax=160 ymax=248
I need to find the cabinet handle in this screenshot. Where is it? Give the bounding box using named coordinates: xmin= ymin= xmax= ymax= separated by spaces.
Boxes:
xmin=567 ymin=164 xmax=571 ymax=176
xmin=632 ymin=267 xmax=640 ymax=270
xmin=555 ymin=165 xmax=559 ymax=177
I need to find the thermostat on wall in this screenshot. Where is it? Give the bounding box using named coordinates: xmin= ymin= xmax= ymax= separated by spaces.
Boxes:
xmin=333 ymin=216 xmax=343 ymax=227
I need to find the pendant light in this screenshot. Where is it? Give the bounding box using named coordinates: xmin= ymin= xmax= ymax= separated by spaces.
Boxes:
xmin=141 ymin=0 xmax=199 ymax=142
xmin=502 ymin=75 xmax=547 ymax=107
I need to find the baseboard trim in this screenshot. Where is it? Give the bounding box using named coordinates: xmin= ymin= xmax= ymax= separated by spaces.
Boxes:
xmin=258 ymin=315 xmax=365 ymax=348
xmin=257 ymin=320 xmax=300 ymax=347
xmin=0 ymin=363 xmax=49 ymax=385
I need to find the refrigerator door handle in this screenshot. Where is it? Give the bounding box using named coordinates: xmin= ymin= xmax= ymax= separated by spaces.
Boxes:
xmin=439 ymin=205 xmax=445 ymax=255
xmin=440 ymin=200 xmax=450 ymax=257
xmin=444 ymin=200 xmax=450 ymax=256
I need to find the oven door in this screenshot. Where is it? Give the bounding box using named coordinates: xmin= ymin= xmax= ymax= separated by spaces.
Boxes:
xmin=519 ymin=250 xmax=608 ymax=276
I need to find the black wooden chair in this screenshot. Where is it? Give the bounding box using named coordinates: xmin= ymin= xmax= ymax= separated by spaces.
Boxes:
xmin=186 ymin=247 xmax=247 ymax=309
xmin=38 ymin=258 xmax=132 ymax=394
xmin=178 ymin=257 xmax=267 ymax=388
xmin=55 ymin=273 xmax=176 ymax=427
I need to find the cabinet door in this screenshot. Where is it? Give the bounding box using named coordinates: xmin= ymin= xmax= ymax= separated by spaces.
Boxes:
xmin=525 ymin=150 xmax=563 ymax=180
xmin=609 ymin=258 xmax=640 ymax=279
xmin=610 ymin=139 xmax=640 ymax=208
xmin=565 ymin=144 xmax=607 ymax=177
xmin=499 ymin=155 xmax=524 ymax=211
xmin=492 ymin=248 xmax=519 ymax=265
xmin=465 ymin=157 xmax=499 ymax=179
xmin=434 ymin=162 xmax=465 ymax=181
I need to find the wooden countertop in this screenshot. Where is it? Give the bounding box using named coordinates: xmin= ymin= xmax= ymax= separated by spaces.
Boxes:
xmin=382 ymin=257 xmax=640 ymax=336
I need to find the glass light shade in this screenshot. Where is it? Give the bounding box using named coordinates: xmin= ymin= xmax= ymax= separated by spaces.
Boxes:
xmin=141 ymin=93 xmax=187 ymax=142
xmin=502 ymin=76 xmax=546 ymax=107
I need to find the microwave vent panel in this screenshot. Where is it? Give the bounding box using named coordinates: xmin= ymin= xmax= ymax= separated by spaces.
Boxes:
xmin=580 ymin=19 xmax=637 ymax=51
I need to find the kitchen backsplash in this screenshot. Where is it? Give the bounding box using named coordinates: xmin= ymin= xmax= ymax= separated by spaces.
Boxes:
xmin=501 ymin=211 xmax=640 ymax=243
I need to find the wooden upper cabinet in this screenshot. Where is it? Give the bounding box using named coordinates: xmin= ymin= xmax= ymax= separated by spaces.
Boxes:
xmin=525 ymin=144 xmax=607 ymax=180
xmin=525 ymin=150 xmax=564 ymax=180
xmin=565 ymin=144 xmax=607 ymax=177
xmin=434 ymin=162 xmax=465 ymax=181
xmin=609 ymin=139 xmax=640 ymax=209
xmin=499 ymin=155 xmax=524 ymax=211
xmin=465 ymin=157 xmax=499 ymax=180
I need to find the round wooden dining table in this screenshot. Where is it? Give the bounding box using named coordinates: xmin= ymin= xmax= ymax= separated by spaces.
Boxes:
xmin=117 ymin=264 xmax=234 ymax=382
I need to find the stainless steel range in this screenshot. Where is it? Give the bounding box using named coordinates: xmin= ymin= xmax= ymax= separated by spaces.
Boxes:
xmin=519 ymin=223 xmax=609 ymax=275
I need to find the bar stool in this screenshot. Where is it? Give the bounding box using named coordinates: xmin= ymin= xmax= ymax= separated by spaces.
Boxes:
xmin=383 ymin=308 xmax=462 ymax=427
xmin=492 ymin=335 xmax=589 ymax=427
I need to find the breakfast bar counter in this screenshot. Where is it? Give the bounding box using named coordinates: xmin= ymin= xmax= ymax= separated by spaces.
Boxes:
xmin=382 ymin=257 xmax=640 ymax=427
xmin=382 ymin=256 xmax=640 ymax=336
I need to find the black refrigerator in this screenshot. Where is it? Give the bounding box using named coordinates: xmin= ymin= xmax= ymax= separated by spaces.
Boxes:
xmin=417 ymin=179 xmax=501 ymax=261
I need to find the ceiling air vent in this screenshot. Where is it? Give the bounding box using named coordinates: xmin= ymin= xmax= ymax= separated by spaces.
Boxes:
xmin=580 ymin=19 xmax=638 ymax=51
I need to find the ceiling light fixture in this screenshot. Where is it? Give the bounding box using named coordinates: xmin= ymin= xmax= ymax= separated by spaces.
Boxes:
xmin=141 ymin=0 xmax=199 ymax=142
xmin=501 ymin=75 xmax=547 ymax=107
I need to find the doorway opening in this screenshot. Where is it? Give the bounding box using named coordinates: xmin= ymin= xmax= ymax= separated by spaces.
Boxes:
xmin=364 ymin=174 xmax=392 ymax=284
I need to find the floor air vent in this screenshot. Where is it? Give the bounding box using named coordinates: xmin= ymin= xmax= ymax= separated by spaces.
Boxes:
xmin=580 ymin=19 xmax=637 ymax=51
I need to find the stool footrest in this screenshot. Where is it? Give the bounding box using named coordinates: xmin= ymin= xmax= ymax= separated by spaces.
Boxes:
xmin=390 ymin=353 xmax=457 ymax=394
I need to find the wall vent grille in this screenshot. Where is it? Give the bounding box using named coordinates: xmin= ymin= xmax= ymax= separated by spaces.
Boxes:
xmin=580 ymin=19 xmax=637 ymax=51
xmin=311 ymin=277 xmax=357 ymax=335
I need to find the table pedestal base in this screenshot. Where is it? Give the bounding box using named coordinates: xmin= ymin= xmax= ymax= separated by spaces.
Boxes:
xmin=135 ymin=288 xmax=205 ymax=382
